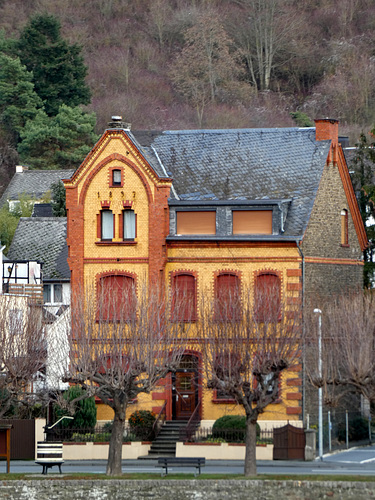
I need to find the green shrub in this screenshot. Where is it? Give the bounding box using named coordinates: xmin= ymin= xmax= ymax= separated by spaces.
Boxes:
xmin=212 ymin=415 xmax=260 ymax=442
xmin=338 ymin=416 xmax=369 ymax=442
xmin=71 ymin=432 xmax=111 ymax=442
xmin=205 ymin=436 xmax=226 ymax=443
xmin=128 ymin=410 xmax=156 ymax=440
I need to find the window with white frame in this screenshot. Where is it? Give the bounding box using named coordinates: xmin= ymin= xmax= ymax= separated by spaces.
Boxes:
xmin=43 ymin=284 xmax=63 ymax=304
xmin=123 ymin=209 xmax=136 ymax=239
xmin=101 ymin=210 xmax=114 ymax=240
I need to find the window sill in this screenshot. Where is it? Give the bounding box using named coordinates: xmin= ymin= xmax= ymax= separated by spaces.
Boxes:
xmin=96 ymin=240 xmax=137 ymax=246
xmin=212 ymin=398 xmax=236 ymax=404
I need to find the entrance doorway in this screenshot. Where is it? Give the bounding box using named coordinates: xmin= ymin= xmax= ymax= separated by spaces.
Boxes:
xmin=172 ymin=354 xmax=199 ymax=420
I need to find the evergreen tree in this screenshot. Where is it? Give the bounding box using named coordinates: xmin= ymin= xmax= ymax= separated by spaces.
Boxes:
xmin=351 ymin=131 xmax=375 ymax=287
xmin=18 ymin=13 xmax=91 ymax=116
xmin=55 ymin=385 xmax=96 ymax=430
xmin=51 ymin=180 xmax=67 ymax=217
xmin=18 ymin=105 xmax=98 ymax=169
xmin=0 ymin=53 xmax=42 ymax=143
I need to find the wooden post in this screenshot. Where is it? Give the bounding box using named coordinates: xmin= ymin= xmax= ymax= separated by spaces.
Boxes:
xmin=0 ymin=425 xmax=12 ymax=473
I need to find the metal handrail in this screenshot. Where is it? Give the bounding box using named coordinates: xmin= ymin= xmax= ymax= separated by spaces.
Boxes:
xmin=152 ymin=400 xmax=167 ymax=438
xmin=184 ymin=399 xmax=201 ymax=442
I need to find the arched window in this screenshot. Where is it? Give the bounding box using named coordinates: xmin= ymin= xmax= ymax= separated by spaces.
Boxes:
xmin=171 ymin=273 xmax=196 ymax=322
xmin=341 ymin=209 xmax=348 ymax=246
xmin=254 ymin=273 xmax=281 ymax=323
xmin=97 ymin=275 xmax=135 ymax=321
xmin=215 ymin=273 xmax=241 ymax=321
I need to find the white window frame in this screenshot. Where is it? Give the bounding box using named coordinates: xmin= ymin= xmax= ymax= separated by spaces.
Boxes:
xmin=123 ymin=210 xmax=136 ymax=240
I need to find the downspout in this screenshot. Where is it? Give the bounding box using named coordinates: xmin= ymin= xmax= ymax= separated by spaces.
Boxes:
xmin=296 ymin=240 xmax=306 ymax=426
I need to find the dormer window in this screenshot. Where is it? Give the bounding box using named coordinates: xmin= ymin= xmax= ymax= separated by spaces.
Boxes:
xmin=232 ymin=210 xmax=272 ymax=235
xmin=176 ymin=211 xmax=216 ymax=235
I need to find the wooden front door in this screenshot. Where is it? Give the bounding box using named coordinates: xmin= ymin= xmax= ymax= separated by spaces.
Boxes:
xmin=174 ymin=371 xmax=196 ymax=420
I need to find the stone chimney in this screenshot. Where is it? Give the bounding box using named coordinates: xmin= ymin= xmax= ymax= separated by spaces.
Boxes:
xmin=107 ymin=115 xmax=131 ymax=130
xmin=315 ymin=118 xmax=339 ymax=164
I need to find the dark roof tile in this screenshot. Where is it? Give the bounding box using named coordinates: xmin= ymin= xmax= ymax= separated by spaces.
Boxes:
xmin=151 ymin=127 xmax=331 ymax=237
xmin=0 ymin=169 xmax=75 ymax=207
xmin=7 ymin=218 xmax=69 ymax=281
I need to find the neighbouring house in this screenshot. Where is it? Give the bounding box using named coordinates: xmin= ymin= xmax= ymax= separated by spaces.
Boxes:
xmin=63 ymin=117 xmax=367 ymax=428
xmin=7 ymin=218 xmax=71 ymax=390
xmin=0 ymin=166 xmax=75 ymax=212
xmin=7 ymin=217 xmax=70 ymax=313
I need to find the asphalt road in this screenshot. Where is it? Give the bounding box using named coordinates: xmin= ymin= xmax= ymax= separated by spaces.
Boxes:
xmin=2 ymin=445 xmax=375 ymax=476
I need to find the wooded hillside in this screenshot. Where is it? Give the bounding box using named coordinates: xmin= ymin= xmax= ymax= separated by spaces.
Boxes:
xmin=0 ymin=0 xmax=374 ymax=139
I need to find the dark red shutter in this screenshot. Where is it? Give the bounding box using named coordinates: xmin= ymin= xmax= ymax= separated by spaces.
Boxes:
xmin=97 ymin=213 xmax=101 ymax=239
xmin=215 ymin=274 xmax=240 ymax=321
xmin=172 ymin=274 xmax=196 ymax=321
xmin=254 ymin=274 xmax=281 ymax=322
xmin=99 ymin=275 xmax=135 ymax=321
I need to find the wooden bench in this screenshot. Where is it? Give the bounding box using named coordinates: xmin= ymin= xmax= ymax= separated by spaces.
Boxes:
xmin=157 ymin=457 xmax=205 ymax=477
xmin=36 ymin=442 xmax=64 ymax=475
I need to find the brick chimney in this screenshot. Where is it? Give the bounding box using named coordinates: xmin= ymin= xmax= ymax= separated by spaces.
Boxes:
xmin=315 ymin=118 xmax=339 ymax=164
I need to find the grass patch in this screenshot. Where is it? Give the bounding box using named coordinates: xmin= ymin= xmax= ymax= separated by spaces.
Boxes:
xmin=0 ymin=473 xmax=374 ymax=482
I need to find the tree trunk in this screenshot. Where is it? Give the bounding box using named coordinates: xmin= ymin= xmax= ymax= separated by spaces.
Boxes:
xmin=244 ymin=415 xmax=257 ymax=476
xmin=106 ymin=408 xmax=126 ymax=476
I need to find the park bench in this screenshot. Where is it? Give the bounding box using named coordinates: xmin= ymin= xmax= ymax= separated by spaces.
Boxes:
xmin=35 ymin=442 xmax=64 ymax=475
xmin=157 ymin=457 xmax=205 ymax=477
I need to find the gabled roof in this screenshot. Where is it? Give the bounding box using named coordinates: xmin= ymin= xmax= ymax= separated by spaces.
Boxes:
xmin=148 ymin=128 xmax=331 ymax=238
xmin=0 ymin=169 xmax=75 ymax=207
xmin=7 ymin=217 xmax=69 ymax=281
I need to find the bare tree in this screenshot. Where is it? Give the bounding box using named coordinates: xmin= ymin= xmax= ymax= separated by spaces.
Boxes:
xmin=170 ymin=8 xmax=243 ymax=126
xmin=0 ymin=294 xmax=46 ymax=418
xmin=65 ymin=281 xmax=187 ymax=476
xmin=232 ymin=0 xmax=300 ymax=91
xmin=199 ymin=280 xmax=302 ymax=476
xmin=306 ymin=291 xmax=375 ymax=411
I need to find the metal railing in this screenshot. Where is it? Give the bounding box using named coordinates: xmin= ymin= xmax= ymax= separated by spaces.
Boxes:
xmin=188 ymin=426 xmax=274 ymax=444
xmin=182 ymin=400 xmax=201 ymax=442
xmin=152 ymin=401 xmax=167 ymax=439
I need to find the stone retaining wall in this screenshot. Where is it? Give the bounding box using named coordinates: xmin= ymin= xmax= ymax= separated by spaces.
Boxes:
xmin=0 ymin=480 xmax=374 ymax=500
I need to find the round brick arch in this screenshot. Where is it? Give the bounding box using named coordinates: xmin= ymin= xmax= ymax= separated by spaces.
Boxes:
xmin=79 ymin=153 xmax=153 ymax=206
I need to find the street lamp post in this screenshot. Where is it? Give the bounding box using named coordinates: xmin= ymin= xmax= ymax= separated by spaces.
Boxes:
xmin=314 ymin=308 xmax=323 ymax=461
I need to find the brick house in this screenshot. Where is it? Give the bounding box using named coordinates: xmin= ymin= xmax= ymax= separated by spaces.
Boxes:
xmin=64 ymin=118 xmax=367 ymax=427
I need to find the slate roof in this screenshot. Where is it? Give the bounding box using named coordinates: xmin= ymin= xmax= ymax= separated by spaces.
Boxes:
xmin=0 ymin=169 xmax=75 ymax=207
xmin=32 ymin=203 xmax=54 ymax=217
xmin=7 ymin=218 xmax=69 ymax=281
xmin=128 ymin=131 xmax=169 ymax=179
xmin=148 ymin=127 xmax=332 ymax=238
